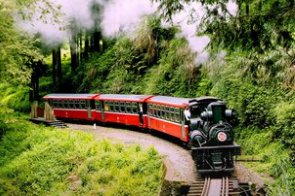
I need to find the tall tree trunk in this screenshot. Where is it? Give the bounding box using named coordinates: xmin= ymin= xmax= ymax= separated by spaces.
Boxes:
xmin=79 ymin=30 xmax=83 ymax=64
xmin=57 ymin=46 xmax=62 ymax=83
xmin=90 ymin=35 xmax=95 ymax=52
xmin=93 ymin=31 xmax=100 ymax=51
xmin=52 ymin=49 xmax=57 ymax=85
xmin=245 ymin=1 xmax=249 ymax=17
xmin=84 ymin=33 xmax=89 ymax=59
xmin=35 ymin=60 xmax=41 ymax=100
xmin=69 ymin=35 xmax=77 ymax=73
xmin=29 ymin=60 xmax=41 ymax=102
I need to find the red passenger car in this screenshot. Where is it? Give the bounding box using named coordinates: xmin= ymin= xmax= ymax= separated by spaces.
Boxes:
xmin=146 ymin=96 xmax=192 ymax=142
xmin=43 ymin=94 xmax=99 ymax=121
xmin=94 ymin=94 xmax=154 ymax=128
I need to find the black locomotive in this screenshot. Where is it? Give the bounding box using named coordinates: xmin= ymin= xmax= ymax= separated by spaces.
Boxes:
xmin=188 ymin=97 xmax=241 ymax=173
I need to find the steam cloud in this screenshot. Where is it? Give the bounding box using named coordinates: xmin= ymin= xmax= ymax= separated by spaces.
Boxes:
xmin=18 ymin=0 xmax=158 ymax=47
xmin=101 ymin=0 xmax=158 ymax=37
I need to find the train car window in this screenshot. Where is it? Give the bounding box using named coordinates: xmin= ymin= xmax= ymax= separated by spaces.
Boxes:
xmin=155 ymin=105 xmax=161 ymax=118
xmin=67 ymin=100 xmax=70 ymax=108
xmin=151 ymin=104 xmax=155 ymax=116
xmin=68 ymin=100 xmax=72 ymax=108
xmin=69 ymin=100 xmax=74 ymax=108
xmin=86 ymin=100 xmax=89 ymax=109
xmin=55 ymin=100 xmax=59 ymax=108
xmin=154 ymin=105 xmax=158 ymax=117
xmin=190 ymin=105 xmax=201 ymax=118
xmin=132 ymin=103 xmax=138 ymax=113
xmin=66 ymin=100 xmax=70 ymax=108
xmin=126 ymin=102 xmax=132 ymax=113
xmin=147 ymin=104 xmax=152 ymax=115
xmin=172 ymin=107 xmax=176 ymax=122
xmin=164 ymin=107 xmax=168 ymax=120
xmin=114 ymin=102 xmax=119 ymax=112
xmin=153 ymin=105 xmax=157 ymax=117
xmin=109 ymin=101 xmax=114 ymax=111
xmin=153 ymin=105 xmax=156 ymax=117
xmin=157 ymin=105 xmax=161 ymax=118
xmin=75 ymin=100 xmax=80 ymax=109
xmin=156 ymin=105 xmax=160 ymax=117
xmin=58 ymin=100 xmax=63 ymax=108
xmin=162 ymin=106 xmax=165 ymax=119
xmin=78 ymin=100 xmax=82 ymax=109
xmin=57 ymin=100 xmax=61 ymax=108
xmin=120 ymin=102 xmax=126 ymax=113
xmin=80 ymin=100 xmax=86 ymax=109
xmin=53 ymin=100 xmax=57 ymax=108
xmin=169 ymin=107 xmax=173 ymax=121
xmin=95 ymin=101 xmax=100 ymax=111
xmin=175 ymin=108 xmax=180 ymax=123
xmin=104 ymin=101 xmax=110 ymax=111
xmin=62 ymin=100 xmax=65 ymax=108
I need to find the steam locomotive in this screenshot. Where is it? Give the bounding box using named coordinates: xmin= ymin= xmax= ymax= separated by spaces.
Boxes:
xmin=43 ymin=94 xmax=241 ymax=173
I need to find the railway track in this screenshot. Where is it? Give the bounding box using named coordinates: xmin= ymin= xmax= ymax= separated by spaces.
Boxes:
xmin=187 ymin=175 xmax=241 ymax=196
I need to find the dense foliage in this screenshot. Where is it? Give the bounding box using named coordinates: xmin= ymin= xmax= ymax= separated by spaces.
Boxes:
xmin=0 ymin=115 xmax=162 ymax=195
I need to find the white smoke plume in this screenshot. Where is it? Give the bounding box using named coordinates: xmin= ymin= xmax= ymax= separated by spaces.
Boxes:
xmin=101 ymin=0 xmax=158 ymax=37
xmin=169 ymin=0 xmax=237 ymax=65
xmin=18 ymin=0 xmax=104 ymax=47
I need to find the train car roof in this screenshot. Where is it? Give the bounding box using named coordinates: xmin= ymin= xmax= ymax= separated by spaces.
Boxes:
xmin=96 ymin=94 xmax=154 ymax=102
xmin=43 ymin=94 xmax=99 ymax=100
xmin=189 ymin=96 xmax=221 ymax=105
xmin=147 ymin=96 xmax=192 ymax=108
xmin=195 ymin=96 xmax=220 ymax=102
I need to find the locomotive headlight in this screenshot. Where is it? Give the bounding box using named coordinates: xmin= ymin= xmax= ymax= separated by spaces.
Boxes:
xmin=217 ymin=132 xmax=227 ymax=142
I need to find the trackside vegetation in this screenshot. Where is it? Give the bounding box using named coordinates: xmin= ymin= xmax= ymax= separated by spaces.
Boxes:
xmin=0 ymin=114 xmax=163 ymax=196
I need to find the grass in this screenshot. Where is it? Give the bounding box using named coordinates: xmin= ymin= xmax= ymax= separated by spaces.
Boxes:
xmin=236 ymin=127 xmax=294 ymax=196
xmin=0 ymin=116 xmax=163 ymax=196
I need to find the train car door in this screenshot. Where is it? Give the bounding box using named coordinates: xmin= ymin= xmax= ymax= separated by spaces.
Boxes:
xmin=138 ymin=103 xmax=144 ymax=125
xmin=147 ymin=104 xmax=151 ymax=127
xmin=100 ymin=101 xmax=105 ymax=120
xmin=180 ymin=108 xmax=186 ymax=140
xmin=86 ymin=100 xmax=92 ymax=119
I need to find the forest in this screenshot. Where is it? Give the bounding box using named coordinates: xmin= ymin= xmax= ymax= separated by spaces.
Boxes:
xmin=0 ymin=0 xmax=294 ymax=195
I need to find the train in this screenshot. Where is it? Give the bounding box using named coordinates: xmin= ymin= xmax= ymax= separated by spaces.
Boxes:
xmin=43 ymin=94 xmax=241 ymax=173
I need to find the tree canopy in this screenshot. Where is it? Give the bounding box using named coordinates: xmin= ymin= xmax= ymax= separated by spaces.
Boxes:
xmin=152 ymin=0 xmax=294 ymax=52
